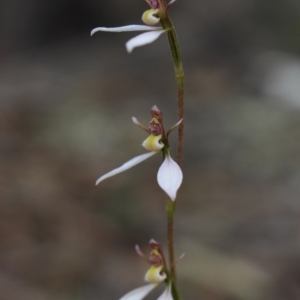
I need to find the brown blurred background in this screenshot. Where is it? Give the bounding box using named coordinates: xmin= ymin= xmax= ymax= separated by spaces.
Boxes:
xmin=1 ymin=0 xmax=300 ymax=299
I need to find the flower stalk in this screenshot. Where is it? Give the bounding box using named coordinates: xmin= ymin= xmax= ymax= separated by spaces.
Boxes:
xmin=159 ymin=12 xmax=184 ymax=167
xmin=158 ymin=2 xmax=185 ymax=298
xmin=91 ymin=1 xmax=185 ymax=298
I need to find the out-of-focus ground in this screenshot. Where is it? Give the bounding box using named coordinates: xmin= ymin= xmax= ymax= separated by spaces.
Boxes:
xmin=1 ymin=0 xmax=300 ymax=299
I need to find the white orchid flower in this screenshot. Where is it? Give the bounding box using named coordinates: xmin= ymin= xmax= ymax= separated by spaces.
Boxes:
xmin=95 ymin=106 xmax=183 ymax=201
xmin=119 ymin=240 xmax=173 ymax=300
xmin=91 ymin=1 xmax=177 ymax=53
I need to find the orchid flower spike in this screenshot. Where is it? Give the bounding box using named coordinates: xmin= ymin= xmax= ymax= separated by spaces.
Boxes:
xmin=91 ymin=0 xmax=176 ymax=53
xmin=119 ymin=240 xmax=173 ymax=300
xmin=95 ymin=106 xmax=183 ymax=201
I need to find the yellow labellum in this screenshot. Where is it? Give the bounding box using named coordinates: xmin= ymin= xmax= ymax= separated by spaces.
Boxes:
xmin=142 ymin=9 xmax=160 ymax=26
xmin=145 ymin=266 xmax=166 ymax=284
xmin=142 ymin=134 xmax=163 ymax=151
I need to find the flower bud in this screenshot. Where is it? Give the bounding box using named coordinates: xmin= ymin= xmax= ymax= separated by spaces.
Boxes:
xmin=142 ymin=9 xmax=160 ymax=26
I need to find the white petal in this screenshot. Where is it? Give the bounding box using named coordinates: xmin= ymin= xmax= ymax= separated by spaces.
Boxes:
xmin=119 ymin=284 xmax=157 ymax=300
xmin=91 ymin=25 xmax=163 ymax=35
xmin=132 ymin=117 xmax=148 ymax=132
xmin=126 ymin=30 xmax=166 ymax=53
xmin=157 ymin=285 xmax=173 ymax=300
xmin=167 ymin=118 xmax=183 ymax=136
xmin=157 ymin=155 xmax=183 ymax=201
xmin=168 ymin=0 xmax=177 ymax=7
xmin=95 ymin=152 xmax=157 ymax=185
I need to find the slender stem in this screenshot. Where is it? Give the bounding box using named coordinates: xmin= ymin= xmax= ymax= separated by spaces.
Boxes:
xmin=167 ymin=198 xmax=176 ymax=277
xmin=171 ymin=281 xmax=183 ymax=300
xmin=161 ymin=11 xmax=185 ymax=300
xmin=161 ymin=15 xmax=184 ymax=262
xmin=158 ymin=2 xmax=185 ymax=298
xmin=167 ymin=199 xmax=182 ymax=300
xmin=160 ymin=15 xmax=185 ymax=165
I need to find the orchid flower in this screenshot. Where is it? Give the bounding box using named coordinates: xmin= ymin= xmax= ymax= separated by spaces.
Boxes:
xmin=95 ymin=106 xmax=183 ymax=201
xmin=119 ymin=240 xmax=173 ymax=300
xmin=91 ymin=0 xmax=177 ymax=53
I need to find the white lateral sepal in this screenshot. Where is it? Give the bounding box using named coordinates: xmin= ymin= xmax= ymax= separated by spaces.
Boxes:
xmin=157 ymin=155 xmax=183 ymax=201
xmin=91 ymin=25 xmax=163 ymax=35
xmin=126 ymin=30 xmax=166 ymax=53
xmin=157 ymin=285 xmax=173 ymax=300
xmin=119 ymin=284 xmax=157 ymax=300
xmin=96 ymin=151 xmax=158 ymax=185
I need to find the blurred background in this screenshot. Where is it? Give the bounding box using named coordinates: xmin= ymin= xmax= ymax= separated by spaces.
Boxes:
xmin=1 ymin=0 xmax=300 ymax=299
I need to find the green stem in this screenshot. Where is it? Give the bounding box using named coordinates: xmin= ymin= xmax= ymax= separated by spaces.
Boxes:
xmin=161 ymin=17 xmax=185 ymax=166
xmin=161 ymin=11 xmax=185 ymax=300
xmin=167 ymin=199 xmax=182 ymax=300
xmin=171 ymin=281 xmax=183 ymax=300
xmin=158 ymin=2 xmax=184 ymax=298
xmin=166 ymin=198 xmax=176 ymax=278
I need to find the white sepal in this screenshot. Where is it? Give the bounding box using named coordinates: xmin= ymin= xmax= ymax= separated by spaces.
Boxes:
xmin=167 ymin=0 xmax=177 ymax=7
xmin=91 ymin=25 xmax=163 ymax=35
xmin=119 ymin=284 xmax=157 ymax=300
xmin=157 ymin=155 xmax=183 ymax=201
xmin=157 ymin=285 xmax=173 ymax=300
xmin=96 ymin=152 xmax=158 ymax=185
xmin=166 ymin=118 xmax=183 ymax=136
xmin=132 ymin=117 xmax=148 ymax=132
xmin=126 ymin=30 xmax=166 ymax=53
